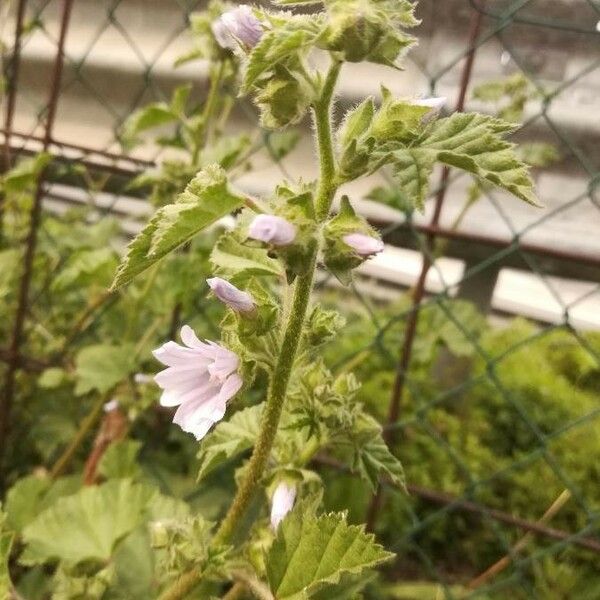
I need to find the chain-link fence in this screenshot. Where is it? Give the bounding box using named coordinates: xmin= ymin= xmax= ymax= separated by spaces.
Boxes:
xmin=1 ymin=0 xmax=600 ymax=597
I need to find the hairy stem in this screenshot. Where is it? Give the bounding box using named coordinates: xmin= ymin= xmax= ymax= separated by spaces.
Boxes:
xmin=315 ymin=61 xmax=342 ymax=220
xmin=213 ymin=242 xmax=318 ymax=545
xmin=158 ymin=59 xmax=342 ymax=600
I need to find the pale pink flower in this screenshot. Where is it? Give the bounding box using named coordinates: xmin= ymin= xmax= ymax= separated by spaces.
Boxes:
xmin=153 ymin=325 xmax=243 ymax=440
xmin=207 ymin=277 xmax=255 ymax=313
xmin=212 ymin=5 xmax=263 ymax=50
xmin=343 ymin=232 xmax=385 ymax=257
xmin=270 ymin=481 xmax=296 ymax=529
xmin=248 ymin=214 xmax=296 ymax=246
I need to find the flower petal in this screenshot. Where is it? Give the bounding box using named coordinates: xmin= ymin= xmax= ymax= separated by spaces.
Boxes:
xmin=180 ymin=325 xmax=210 ymax=351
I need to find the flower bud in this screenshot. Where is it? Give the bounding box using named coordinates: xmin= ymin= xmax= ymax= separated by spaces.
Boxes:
xmin=343 ymin=232 xmax=384 ymax=257
xmin=207 ymin=277 xmax=256 ymax=313
xmin=270 ymin=482 xmax=296 ymax=529
xmin=212 ymin=5 xmax=262 ymax=51
xmin=248 ymin=215 xmax=297 ymax=246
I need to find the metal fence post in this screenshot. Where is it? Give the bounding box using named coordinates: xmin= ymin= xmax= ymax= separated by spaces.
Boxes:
xmin=0 ymin=0 xmax=75 ymax=479
xmin=366 ymin=6 xmax=486 ymax=531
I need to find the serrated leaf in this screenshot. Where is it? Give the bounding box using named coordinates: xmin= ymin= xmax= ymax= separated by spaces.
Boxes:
xmin=267 ymin=508 xmax=393 ymax=599
xmin=242 ymin=15 xmax=324 ymax=92
xmin=391 ymin=148 xmax=436 ymax=210
xmin=74 ymin=344 xmax=135 ymax=395
xmin=354 ymin=436 xmax=405 ymax=492
xmin=388 ymin=113 xmax=538 ymax=209
xmin=112 ymin=165 xmax=245 ymax=289
xmin=211 ymin=234 xmax=285 ymax=282
xmin=21 ymin=480 xmax=186 ymax=567
xmin=197 ymin=404 xmax=263 ymax=482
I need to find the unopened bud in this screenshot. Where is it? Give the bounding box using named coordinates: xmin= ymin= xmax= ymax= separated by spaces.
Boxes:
xmin=207 ymin=277 xmax=256 ymax=313
xmin=343 ymin=232 xmax=384 ymax=257
xmin=248 ymin=215 xmax=296 ymax=246
xmin=212 ymin=5 xmax=263 ymax=51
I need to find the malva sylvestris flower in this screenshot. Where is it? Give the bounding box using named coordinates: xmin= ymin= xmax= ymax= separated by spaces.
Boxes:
xmin=343 ymin=232 xmax=385 ymax=257
xmin=153 ymin=325 xmax=243 ymax=440
xmin=207 ymin=277 xmax=256 ymax=313
xmin=212 ymin=4 xmax=263 ymax=51
xmin=248 ymin=214 xmax=297 ymax=246
xmin=270 ymin=481 xmax=296 ymax=529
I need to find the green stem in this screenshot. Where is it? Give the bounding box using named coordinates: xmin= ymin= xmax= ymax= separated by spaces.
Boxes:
xmin=214 ymin=244 xmax=318 ymax=546
xmin=315 ymin=60 xmax=342 ymax=220
xmin=192 ymin=60 xmax=227 ymax=164
xmin=50 ymin=391 xmax=111 ymax=479
xmin=158 ymin=59 xmax=341 ymax=600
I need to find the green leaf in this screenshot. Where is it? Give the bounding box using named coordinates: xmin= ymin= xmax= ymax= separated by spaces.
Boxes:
xmin=98 ymin=440 xmax=143 ymax=480
xmin=38 ymin=367 xmax=67 ymax=389
xmin=52 ymin=247 xmax=117 ymax=291
xmin=74 ymin=344 xmax=135 ymax=395
xmin=338 ymin=98 xmax=375 ymax=149
xmin=267 ymin=507 xmax=393 ymax=599
xmin=421 ymin=113 xmax=539 ymax=206
xmin=354 ymin=436 xmax=405 ymax=492
xmin=242 ymin=15 xmax=324 ymax=92
xmin=112 ymin=165 xmax=245 ymax=289
xmin=21 ymin=480 xmax=185 ymax=567
xmin=197 ymin=404 xmax=263 ymax=482
xmin=120 ymin=104 xmax=178 ymax=148
xmin=1 ymin=153 xmax=51 ymax=194
xmin=210 ymin=234 xmax=285 ymax=283
xmin=388 ymin=113 xmax=539 ymax=209
xmin=390 ymin=148 xmax=436 ymax=210
xmin=6 ymin=476 xmax=51 ymax=532
xmin=0 ymin=528 xmax=14 ymax=600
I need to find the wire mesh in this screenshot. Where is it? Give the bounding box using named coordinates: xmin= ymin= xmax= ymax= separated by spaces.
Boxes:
xmin=1 ymin=0 xmax=600 ymax=597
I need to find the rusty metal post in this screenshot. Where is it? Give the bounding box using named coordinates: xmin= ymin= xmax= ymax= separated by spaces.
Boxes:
xmin=0 ymin=0 xmax=75 ymax=477
xmin=1 ymin=0 xmax=28 ymax=233
xmin=366 ymin=7 xmax=486 ymax=531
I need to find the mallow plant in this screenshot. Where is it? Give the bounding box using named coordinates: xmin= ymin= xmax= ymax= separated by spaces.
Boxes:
xmin=6 ymin=0 xmax=538 ymax=598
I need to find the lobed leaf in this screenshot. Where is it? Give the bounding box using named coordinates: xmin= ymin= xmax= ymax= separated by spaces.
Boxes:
xmin=21 ymin=479 xmax=188 ymax=567
xmin=354 ymin=436 xmax=406 ymax=492
xmin=390 ymin=113 xmax=539 ymax=209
